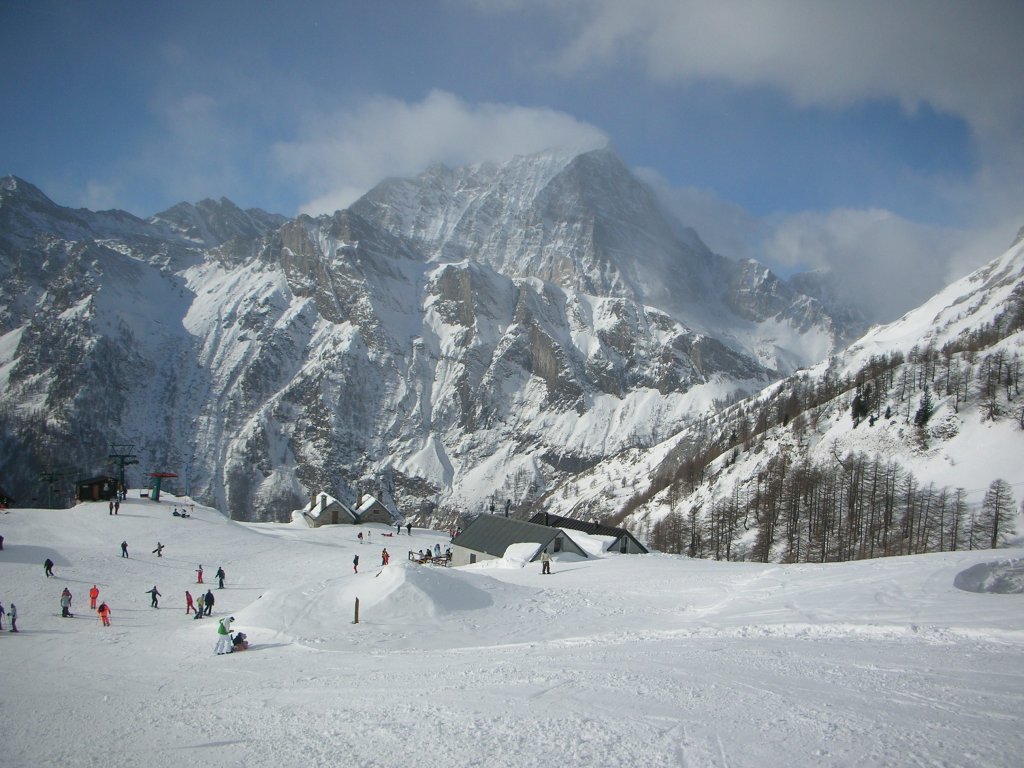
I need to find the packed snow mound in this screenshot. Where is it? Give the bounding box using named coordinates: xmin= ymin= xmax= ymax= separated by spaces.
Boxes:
xmin=954 ymin=559 xmax=1024 ymax=594
xmin=239 ymin=560 xmax=507 ymax=639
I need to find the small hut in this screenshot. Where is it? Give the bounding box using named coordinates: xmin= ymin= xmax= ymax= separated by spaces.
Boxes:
xmin=529 ymin=512 xmax=649 ymax=554
xmin=450 ymin=515 xmax=588 ymax=567
xmin=76 ymin=475 xmax=118 ymax=503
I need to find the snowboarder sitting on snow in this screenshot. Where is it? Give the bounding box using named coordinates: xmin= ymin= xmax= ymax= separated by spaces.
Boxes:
xmin=232 ymin=632 xmax=248 ymax=651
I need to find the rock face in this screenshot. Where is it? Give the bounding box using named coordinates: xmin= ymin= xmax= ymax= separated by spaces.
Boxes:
xmin=0 ymin=150 xmax=854 ymax=521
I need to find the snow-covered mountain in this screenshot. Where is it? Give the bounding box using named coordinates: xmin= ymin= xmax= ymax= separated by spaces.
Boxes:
xmin=351 ymin=148 xmax=856 ymax=370
xmin=581 ymin=233 xmax=1024 ymax=561
xmin=0 ymin=153 xmax=870 ymax=522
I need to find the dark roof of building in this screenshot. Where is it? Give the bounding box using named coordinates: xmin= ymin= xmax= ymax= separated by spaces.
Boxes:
xmin=528 ymin=512 xmax=648 ymax=553
xmin=453 ymin=515 xmax=588 ymax=560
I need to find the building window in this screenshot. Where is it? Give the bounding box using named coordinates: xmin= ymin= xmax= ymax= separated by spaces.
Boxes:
xmin=470 ymin=553 xmax=476 ymax=564
xmin=554 ymin=537 xmax=563 ymax=552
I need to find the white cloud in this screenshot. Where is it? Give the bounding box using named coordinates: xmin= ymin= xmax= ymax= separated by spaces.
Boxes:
xmin=761 ymin=209 xmax=961 ymax=319
xmin=492 ymin=0 xmax=1024 ymax=137
xmin=272 ymin=90 xmax=609 ymax=215
xmin=641 ymin=164 xmax=1023 ymax=323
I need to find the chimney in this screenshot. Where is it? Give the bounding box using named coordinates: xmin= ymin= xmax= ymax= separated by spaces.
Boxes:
xmin=320 ymin=494 xmax=327 ymax=512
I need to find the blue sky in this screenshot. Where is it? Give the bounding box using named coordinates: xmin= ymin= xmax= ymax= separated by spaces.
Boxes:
xmin=3 ymin=0 xmax=1023 ymax=319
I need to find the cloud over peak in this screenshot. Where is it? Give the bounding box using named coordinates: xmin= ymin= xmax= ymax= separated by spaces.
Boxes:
xmin=273 ymin=90 xmax=608 ymax=215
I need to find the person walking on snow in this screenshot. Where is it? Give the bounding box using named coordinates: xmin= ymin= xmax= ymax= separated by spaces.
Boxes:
xmin=215 ymin=567 xmax=225 ymax=589
xmin=152 ymin=542 xmax=164 ymax=557
xmin=0 ymin=601 xmax=5 ymax=630
xmin=97 ymin=602 xmax=111 ymax=626
xmin=541 ymin=550 xmax=552 ymax=575
xmin=109 ymin=500 xmax=114 ymax=515
xmin=146 ymin=586 xmax=161 ymax=608
xmin=8 ymin=602 xmax=17 ymax=632
xmin=381 ymin=548 xmax=389 ymax=566
xmin=44 ymin=558 xmax=54 ymax=577
xmin=203 ymin=589 xmax=214 ymax=616
xmin=215 ymin=616 xmax=235 ymax=655
xmin=121 ymin=540 xmax=128 ymax=558
xmin=114 ymin=498 xmax=120 ymax=514
xmin=352 ymin=554 xmax=359 ymax=574
xmin=196 ymin=565 xmax=204 ymax=584
xmin=89 ymin=585 xmax=99 ymax=610
xmin=60 ymin=587 xmax=73 ymax=617
xmin=358 ymin=531 xmax=363 ymax=544
xmin=185 ymin=590 xmax=196 ymax=615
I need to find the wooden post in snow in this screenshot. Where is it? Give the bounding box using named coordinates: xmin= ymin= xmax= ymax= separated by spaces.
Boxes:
xmin=353 ymin=597 xmax=360 ymax=624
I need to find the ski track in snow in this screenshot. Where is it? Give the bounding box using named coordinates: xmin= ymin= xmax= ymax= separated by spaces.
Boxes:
xmin=1 ymin=496 xmax=1023 ymax=767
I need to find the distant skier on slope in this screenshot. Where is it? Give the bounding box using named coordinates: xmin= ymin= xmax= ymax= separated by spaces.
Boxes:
xmin=215 ymin=567 xmax=225 ymax=589
xmin=89 ymin=584 xmax=99 ymax=610
xmin=146 ymin=586 xmax=161 ymax=608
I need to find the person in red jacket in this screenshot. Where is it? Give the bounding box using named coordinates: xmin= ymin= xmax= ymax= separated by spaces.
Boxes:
xmin=185 ymin=590 xmax=196 ymax=615
xmin=97 ymin=602 xmax=111 ymax=626
xmin=89 ymin=585 xmax=99 ymax=610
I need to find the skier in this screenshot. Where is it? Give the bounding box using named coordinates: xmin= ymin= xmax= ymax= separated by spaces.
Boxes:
xmin=381 ymin=548 xmax=389 ymax=566
xmin=146 ymin=585 xmax=161 ymax=608
xmin=89 ymin=584 xmax=99 ymax=610
xmin=121 ymin=540 xmax=128 ymax=558
xmin=352 ymin=554 xmax=359 ymax=574
xmin=97 ymin=602 xmax=111 ymax=627
xmin=152 ymin=542 xmax=164 ymax=557
xmin=215 ymin=566 xmax=225 ymax=589
xmin=60 ymin=587 xmax=73 ymax=617
xmin=203 ymin=589 xmax=215 ymax=616
xmin=185 ymin=590 xmax=196 ymax=615
xmin=44 ymin=558 xmax=54 ymax=577
xmin=196 ymin=565 xmax=204 ymax=584
xmin=215 ymin=616 xmax=235 ymax=655
xmin=8 ymin=602 xmax=17 ymax=632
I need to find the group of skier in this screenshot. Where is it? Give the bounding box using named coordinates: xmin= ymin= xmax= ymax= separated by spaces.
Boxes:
xmin=29 ymin=525 xmax=229 ymax=640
